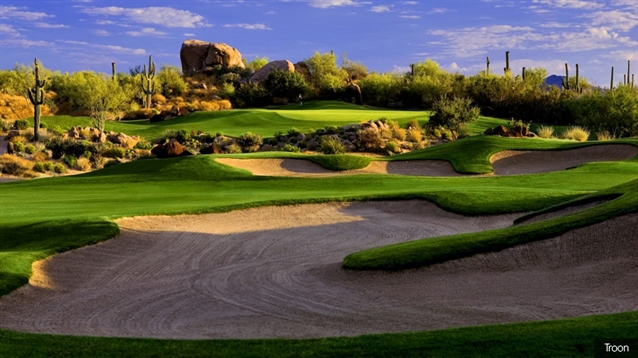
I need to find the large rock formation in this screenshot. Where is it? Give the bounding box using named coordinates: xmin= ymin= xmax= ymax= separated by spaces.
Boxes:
xmin=180 ymin=40 xmax=244 ymax=75
xmin=250 ymin=60 xmax=295 ymax=83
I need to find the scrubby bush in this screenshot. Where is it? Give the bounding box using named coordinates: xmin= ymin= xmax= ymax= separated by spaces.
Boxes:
xmin=0 ymin=119 xmax=10 ymax=132
xmin=50 ymin=125 xmax=65 ymax=136
xmin=33 ymin=151 xmax=48 ymax=162
xmin=358 ymin=72 xmax=403 ymax=106
xmin=226 ymin=143 xmax=242 ymax=154
xmin=156 ymin=65 xmax=187 ymax=96
xmin=75 ymin=157 xmax=92 ymax=171
xmin=406 ymin=128 xmax=423 ymax=143
xmin=39 ymin=122 xmax=48 ymax=129
xmin=46 ymin=138 xmax=97 ymax=159
xmin=358 ymin=127 xmax=383 ymax=151
xmin=596 ymin=130 xmax=616 ymax=141
xmin=279 ymin=143 xmax=301 ymax=153
xmin=53 ymin=163 xmax=66 ymax=173
xmin=562 ymin=126 xmax=590 ymax=142
xmin=62 ymin=155 xmax=77 ymax=168
xmin=134 ymin=139 xmax=153 ymax=150
xmin=232 ymin=82 xmax=271 ymax=108
xmin=13 ymin=142 xmax=25 ymax=152
xmin=33 ymin=162 xmax=45 ymax=173
xmin=567 ymin=86 xmax=638 ymax=137
xmin=24 ymin=144 xmax=36 ymax=154
xmin=101 ymin=147 xmax=125 ymax=158
xmin=319 ymin=135 xmax=346 ymax=154
xmin=427 ymin=96 xmax=480 ymax=140
xmin=536 ymin=125 xmax=554 ymax=139
xmin=0 ymin=154 xmax=34 ymax=176
xmin=391 ymin=122 xmax=406 ymax=141
xmin=406 ymin=120 xmax=421 ymax=130
xmin=305 ymin=52 xmax=348 ymax=96
xmin=385 ymin=141 xmax=398 ymax=154
xmin=264 ymin=70 xmax=309 ymax=101
xmin=236 ymin=132 xmax=263 ymax=153
xmin=44 ymin=161 xmax=54 ymax=171
xmin=13 ymin=119 xmax=29 ymax=130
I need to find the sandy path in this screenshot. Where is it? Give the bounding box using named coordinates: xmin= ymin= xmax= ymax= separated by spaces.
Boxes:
xmin=490 ymin=144 xmax=638 ymax=175
xmin=216 ymin=158 xmax=462 ymax=177
xmin=0 ymin=200 xmax=635 ymax=339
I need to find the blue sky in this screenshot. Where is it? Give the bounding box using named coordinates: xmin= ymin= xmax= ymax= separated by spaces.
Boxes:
xmin=1 ymin=0 xmax=636 ymax=87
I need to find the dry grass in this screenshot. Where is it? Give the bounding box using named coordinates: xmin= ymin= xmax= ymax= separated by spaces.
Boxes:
xmin=391 ymin=123 xmax=406 ymax=141
xmin=32 ymin=151 xmax=49 ymax=162
xmin=596 ymin=130 xmax=616 ymax=141
xmin=0 ymin=154 xmax=35 ymax=177
xmin=536 ymin=125 xmax=554 ymax=139
xmin=562 ymin=126 xmax=590 ymax=142
xmin=75 ymin=157 xmax=92 ymax=171
xmin=8 ymin=135 xmax=27 ymax=143
xmin=406 ymin=128 xmax=423 ymax=143
xmin=0 ymin=93 xmax=52 ymax=120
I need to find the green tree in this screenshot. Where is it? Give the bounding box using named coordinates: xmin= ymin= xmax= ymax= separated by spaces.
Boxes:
xmin=264 ymin=70 xmax=308 ymax=100
xmin=427 ymin=96 xmax=480 ymax=139
xmin=245 ymin=56 xmax=269 ymax=72
xmin=341 ymin=52 xmax=368 ymax=81
xmin=305 ymin=52 xmax=348 ymax=94
xmin=156 ymin=65 xmax=187 ymax=97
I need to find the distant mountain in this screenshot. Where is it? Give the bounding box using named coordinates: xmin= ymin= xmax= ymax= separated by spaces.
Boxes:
xmin=544 ymin=75 xmax=564 ymax=88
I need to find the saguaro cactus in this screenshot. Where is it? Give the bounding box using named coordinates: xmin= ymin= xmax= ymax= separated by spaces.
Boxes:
xmin=610 ymin=66 xmax=614 ymax=90
xmin=112 ymin=62 xmax=117 ymax=82
xmin=27 ymin=58 xmax=46 ymax=141
xmin=504 ymin=51 xmax=510 ymax=75
xmin=486 ymin=57 xmax=490 ymax=76
xmin=141 ymin=55 xmax=156 ymax=109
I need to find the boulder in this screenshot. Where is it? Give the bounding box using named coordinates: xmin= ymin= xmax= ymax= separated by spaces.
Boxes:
xmin=7 ymin=141 xmax=14 ymax=155
xmin=346 ymin=82 xmax=363 ymax=105
xmin=6 ymin=129 xmax=20 ymax=140
xmin=107 ymin=132 xmax=140 ymax=149
xmin=493 ymin=125 xmax=508 ymax=136
xmin=151 ymin=140 xmax=187 ymax=158
xmin=250 ymin=60 xmax=295 ymax=83
xmin=149 ymin=114 xmax=165 ymax=123
xmin=180 ymin=40 xmax=244 ymax=75
xmin=294 ymin=61 xmax=311 ymax=82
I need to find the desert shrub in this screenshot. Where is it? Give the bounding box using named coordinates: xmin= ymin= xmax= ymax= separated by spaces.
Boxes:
xmin=75 ymin=157 xmax=92 ymax=171
xmin=101 ymin=147 xmax=125 ymax=158
xmin=379 ymin=127 xmax=393 ymax=140
xmin=319 ymin=135 xmax=347 ymax=154
xmin=406 ymin=128 xmax=423 ymax=143
xmin=226 ymin=143 xmax=242 ymax=154
xmin=358 ymin=128 xmax=383 ymax=151
xmin=13 ymin=119 xmax=29 ymax=130
xmin=413 ymin=141 xmax=428 ymax=150
xmin=236 ymin=132 xmax=263 ymax=153
xmin=13 ymin=142 xmax=25 ymax=152
xmin=53 ymin=163 xmax=66 ymax=173
xmin=134 ymin=139 xmax=153 ymax=150
xmin=596 ymin=130 xmax=616 ymax=141
xmin=279 ymin=143 xmax=301 ymax=153
xmin=33 ymin=151 xmax=48 ymax=162
xmin=92 ymin=156 xmax=109 ymax=170
xmin=62 ymin=155 xmax=77 ymax=168
xmin=233 ymin=82 xmax=271 ymax=108
xmin=44 ymin=161 xmax=54 ymax=171
xmin=0 ymin=119 xmax=9 ymax=132
xmin=9 ymin=135 xmax=26 ymax=143
xmin=305 ymin=52 xmax=348 ymax=95
xmin=0 ymin=154 xmax=34 ymax=176
xmin=391 ymin=123 xmax=406 ymax=141
xmin=536 ymin=125 xmax=554 ymax=139
xmin=287 ymin=127 xmax=302 ymax=137
xmin=156 ymin=65 xmax=187 ymax=96
xmin=562 ymin=126 xmax=590 ymax=142
xmin=24 ymin=144 xmax=36 ymax=154
xmin=175 ymin=129 xmax=192 ymax=143
xmin=427 ymin=96 xmax=480 ymax=140
xmin=39 ymin=122 xmax=48 ymax=129
xmin=406 ymin=119 xmax=421 ymax=130
xmin=567 ymin=86 xmax=638 ymax=137
xmin=385 ymin=141 xmax=399 ymax=153
xmin=50 ymin=125 xmax=65 ymax=136
xmin=33 ymin=162 xmax=45 ymax=173
xmin=358 ymin=72 xmax=403 ymax=106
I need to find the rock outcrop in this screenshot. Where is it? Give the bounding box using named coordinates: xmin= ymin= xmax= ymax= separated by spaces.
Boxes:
xmin=250 ymin=60 xmax=295 ymax=83
xmin=151 ymin=140 xmax=191 ymax=158
xmin=180 ymin=40 xmax=244 ymax=75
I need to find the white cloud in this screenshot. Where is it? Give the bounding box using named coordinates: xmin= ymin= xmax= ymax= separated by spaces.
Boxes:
xmin=80 ymin=6 xmax=211 ymax=28
xmin=531 ymin=0 xmax=603 ymax=9
xmin=305 ymin=0 xmax=368 ymax=9
xmin=93 ymin=29 xmax=110 ymax=36
xmin=0 ymin=24 xmax=20 ymax=37
xmin=223 ymin=23 xmax=272 ymax=30
xmin=0 ymin=38 xmax=54 ymax=48
xmin=0 ymin=6 xmax=52 ymax=20
xmin=539 ymin=21 xmax=580 ymax=28
xmin=184 ymin=33 xmax=196 ymax=36
xmin=581 ymin=10 xmax=638 ymax=32
xmin=612 ymin=0 xmax=636 ymax=6
xmin=428 ymin=8 xmax=450 ymax=14
xmin=265 ymin=10 xmax=277 ymax=15
xmin=96 ymin=20 xmax=116 ymax=25
xmin=403 ymin=1 xmax=418 ymax=4
xmin=371 ymin=5 xmax=390 ymax=12
xmin=399 ymin=15 xmax=421 ymax=19
xmin=605 ymin=50 xmax=638 ymax=61
xmin=126 ymin=27 xmax=167 ymax=37
xmin=58 ymin=40 xmax=146 ymax=55
xmin=34 ymin=22 xmax=69 ymax=29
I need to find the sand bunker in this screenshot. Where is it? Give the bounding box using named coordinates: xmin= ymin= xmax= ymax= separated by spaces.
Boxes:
xmin=216 ymin=158 xmax=462 ymax=177
xmin=491 ymin=144 xmax=638 ymax=175
xmin=517 ymin=200 xmax=610 ymax=225
xmin=1 ymin=200 xmax=636 ymax=339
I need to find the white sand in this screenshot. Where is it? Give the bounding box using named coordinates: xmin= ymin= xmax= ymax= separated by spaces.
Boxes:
xmin=0 ymin=200 xmax=635 ymax=339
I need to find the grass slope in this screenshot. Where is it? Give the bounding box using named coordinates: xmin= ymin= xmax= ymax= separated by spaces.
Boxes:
xmin=1 ymin=311 xmax=636 ymax=357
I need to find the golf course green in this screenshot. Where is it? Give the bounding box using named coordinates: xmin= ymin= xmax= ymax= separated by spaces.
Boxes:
xmin=2 ymin=101 xmax=637 ymax=357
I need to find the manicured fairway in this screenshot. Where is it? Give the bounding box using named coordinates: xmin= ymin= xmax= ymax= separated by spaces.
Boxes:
xmin=3 ymin=105 xmax=638 ymax=356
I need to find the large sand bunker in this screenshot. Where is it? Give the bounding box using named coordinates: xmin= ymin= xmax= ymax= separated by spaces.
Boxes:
xmin=216 ymin=158 xmax=462 ymax=176
xmin=490 ymin=144 xmax=637 ymax=175
xmin=1 ymin=200 xmax=635 ymax=339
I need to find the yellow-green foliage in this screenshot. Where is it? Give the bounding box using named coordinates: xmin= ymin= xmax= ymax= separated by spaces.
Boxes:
xmin=596 ymin=130 xmax=616 ymax=141
xmin=406 ymin=128 xmax=423 ymax=143
xmin=536 ymin=125 xmax=554 ymax=139
xmin=75 ymin=157 xmax=92 ymax=171
xmin=0 ymin=93 xmax=52 ymax=120
xmin=0 ymin=154 xmax=35 ymax=177
xmin=562 ymin=126 xmax=590 ymax=142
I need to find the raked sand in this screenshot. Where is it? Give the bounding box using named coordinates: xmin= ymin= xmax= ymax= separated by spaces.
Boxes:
xmin=0 ymin=200 xmax=636 ymax=339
